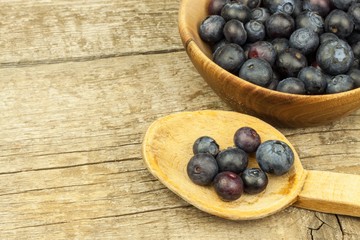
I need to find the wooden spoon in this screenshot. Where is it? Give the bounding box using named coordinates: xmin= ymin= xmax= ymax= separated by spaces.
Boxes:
xmin=142 ymin=110 xmax=360 ymax=220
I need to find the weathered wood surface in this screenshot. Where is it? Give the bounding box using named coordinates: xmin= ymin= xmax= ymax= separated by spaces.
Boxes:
xmin=0 ymin=0 xmax=359 ymax=239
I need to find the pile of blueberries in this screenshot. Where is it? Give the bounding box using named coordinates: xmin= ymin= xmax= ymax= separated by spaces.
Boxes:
xmin=186 ymin=127 xmax=294 ymax=201
xmin=199 ymin=0 xmax=360 ymax=94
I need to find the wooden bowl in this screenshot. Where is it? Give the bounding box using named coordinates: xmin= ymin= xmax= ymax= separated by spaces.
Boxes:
xmin=178 ymin=0 xmax=360 ymax=127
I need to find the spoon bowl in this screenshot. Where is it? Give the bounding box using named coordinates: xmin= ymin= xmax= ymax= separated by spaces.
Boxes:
xmin=142 ymin=110 xmax=360 ymax=220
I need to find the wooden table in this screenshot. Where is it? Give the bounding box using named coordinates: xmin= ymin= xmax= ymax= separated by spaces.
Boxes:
xmin=0 ymin=1 xmax=359 ymax=239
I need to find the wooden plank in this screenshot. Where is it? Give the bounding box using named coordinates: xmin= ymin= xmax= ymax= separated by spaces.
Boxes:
xmin=0 ymin=51 xmax=359 ymax=238
xmin=0 ymin=0 xmax=182 ymax=65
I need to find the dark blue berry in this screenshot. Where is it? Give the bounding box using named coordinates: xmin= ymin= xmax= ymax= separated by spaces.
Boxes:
xmin=291 ymin=0 xmax=304 ymax=17
xmin=265 ymin=12 xmax=295 ymax=38
xmin=213 ymin=43 xmax=246 ymax=74
xmin=221 ymin=2 xmax=251 ymax=22
xmin=216 ymin=147 xmax=248 ymax=173
xmin=212 ymin=39 xmax=229 ymax=54
xmin=316 ymin=39 xmax=354 ymax=75
xmin=213 ymin=171 xmax=244 ymax=201
xmin=208 ymin=0 xmax=231 ymax=15
xmin=326 ymin=74 xmax=355 ymax=93
xmin=271 ymin=38 xmax=290 ymax=55
xmin=295 ymin=10 xmax=324 ymax=34
xmin=193 ymin=136 xmax=220 ymax=156
xmin=319 ymin=32 xmax=339 ymax=44
xmin=276 ymin=77 xmax=307 ymax=94
xmin=187 ymin=153 xmax=219 ymax=186
xmin=251 ymin=7 xmax=271 ymax=23
xmin=256 ymin=140 xmax=295 ymax=176
xmin=241 ymin=168 xmax=268 ymax=194
xmin=348 ymin=68 xmax=360 ymax=88
xmin=248 ymin=41 xmax=277 ymax=66
xmin=276 ymin=48 xmax=308 ymax=77
xmin=348 ymin=3 xmax=360 ymax=31
xmin=223 ymin=19 xmax=248 ymax=45
xmin=199 ymin=15 xmax=226 ymax=43
xmin=303 ymin=0 xmax=331 ymax=17
xmin=267 ymin=71 xmax=281 ymax=90
xmin=289 ymin=27 xmax=319 ymax=55
xmin=331 ymin=0 xmax=355 ymax=11
xmin=245 ymin=20 xmax=266 ymax=42
xmin=266 ymin=0 xmax=296 ymax=15
xmin=239 ymin=58 xmax=273 ymax=87
xmin=298 ymin=66 xmax=328 ymax=94
xmin=325 ymin=10 xmax=354 ymax=39
xmin=233 ymin=126 xmax=261 ymax=153
xmin=352 ymin=41 xmax=360 ymax=59
xmin=234 ymin=0 xmax=262 ymax=9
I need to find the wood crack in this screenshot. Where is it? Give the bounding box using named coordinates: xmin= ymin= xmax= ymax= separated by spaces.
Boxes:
xmin=84 ymin=205 xmax=191 ymax=221
xmin=0 ymin=157 xmax=141 ymax=175
xmin=285 ymin=128 xmax=360 ymax=138
xmin=308 ymin=213 xmax=326 ymax=240
xmin=0 ymin=48 xmax=185 ymax=68
xmin=5 ymin=205 xmax=192 ymax=231
xmin=335 ymin=215 xmax=345 ymax=240
xmin=0 ymin=182 xmax=106 ymax=197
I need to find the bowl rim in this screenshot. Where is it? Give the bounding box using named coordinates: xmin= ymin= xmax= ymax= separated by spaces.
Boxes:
xmin=178 ymin=0 xmax=360 ymax=101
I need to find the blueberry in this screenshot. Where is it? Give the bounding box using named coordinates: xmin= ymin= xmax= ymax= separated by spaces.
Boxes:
xmin=266 ymin=0 xmax=296 ymax=15
xmin=325 ymin=10 xmax=354 ymax=39
xmin=223 ymin=19 xmax=248 ymax=45
xmin=247 ymin=41 xmax=277 ymax=66
xmin=213 ymin=171 xmax=244 ymax=201
xmin=221 ymin=2 xmax=251 ymax=22
xmin=348 ymin=68 xmax=360 ymax=87
xmin=298 ymin=66 xmax=328 ymax=94
xmin=256 ymin=140 xmax=295 ymax=176
xmin=212 ymin=39 xmax=229 ymax=54
xmin=348 ymin=3 xmax=360 ymax=31
xmin=213 ymin=43 xmax=246 ymax=74
xmin=291 ymin=0 xmax=304 ymax=17
xmin=352 ymin=41 xmax=360 ymax=59
xmin=331 ymin=0 xmax=356 ymax=11
xmin=239 ymin=58 xmax=273 ymax=87
xmin=208 ymin=0 xmax=231 ymax=15
xmin=326 ymin=74 xmax=355 ymax=93
xmin=265 ymin=12 xmax=295 ymax=38
xmin=276 ymin=77 xmax=307 ymax=94
xmin=267 ymin=71 xmax=281 ymax=90
xmin=295 ymin=11 xmax=324 ymax=35
xmin=233 ymin=126 xmax=261 ymax=153
xmin=271 ymin=38 xmax=290 ymax=55
xmin=233 ymin=0 xmax=262 ymax=9
xmin=193 ymin=136 xmax=220 ymax=156
xmin=316 ymin=39 xmax=354 ymax=75
xmin=303 ymin=0 xmax=331 ymax=17
xmin=276 ymin=48 xmax=308 ymax=77
xmin=351 ymin=58 xmax=360 ymax=69
xmin=289 ymin=27 xmax=320 ymax=55
xmin=347 ymin=31 xmax=360 ymax=45
xmin=199 ymin=15 xmax=226 ymax=43
xmin=240 ymin=168 xmax=268 ymax=194
xmin=243 ymin=43 xmax=252 ymax=58
xmin=251 ymin=7 xmax=271 ymax=23
xmin=245 ymin=20 xmax=266 ymax=42
xmin=187 ymin=153 xmax=219 ymax=186
xmin=216 ymin=147 xmax=248 ymax=173
xmin=319 ymin=32 xmax=339 ymax=44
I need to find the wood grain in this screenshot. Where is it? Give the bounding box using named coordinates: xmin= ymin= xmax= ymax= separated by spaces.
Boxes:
xmin=0 ymin=0 xmax=359 ymax=239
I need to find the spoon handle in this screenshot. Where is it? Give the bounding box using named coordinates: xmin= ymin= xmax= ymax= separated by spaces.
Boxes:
xmin=294 ymin=170 xmax=360 ymax=217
